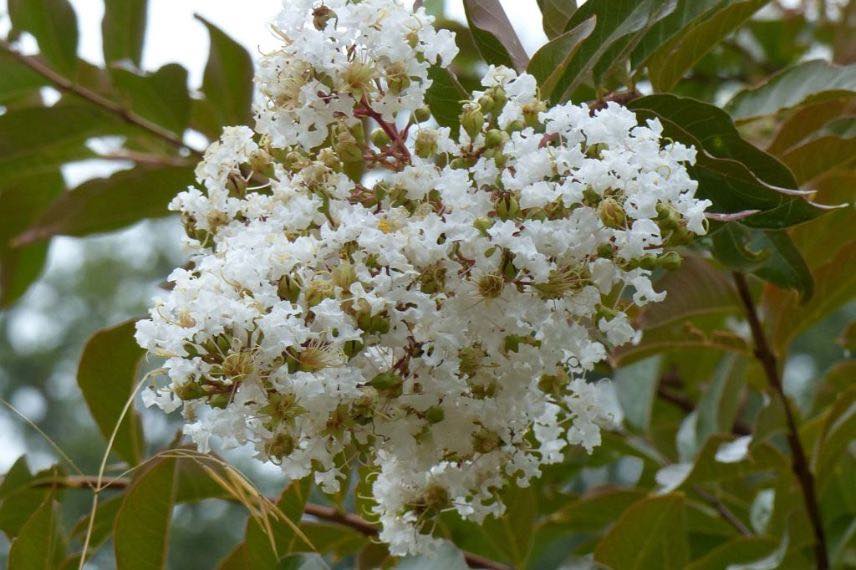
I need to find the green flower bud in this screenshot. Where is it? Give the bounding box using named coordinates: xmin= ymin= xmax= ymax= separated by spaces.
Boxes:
xmin=461 ymin=104 xmax=485 ymax=140
xmin=598 ymin=197 xmax=627 ymax=229
xmin=371 ymin=128 xmax=391 ymax=147
xmin=582 ymin=186 xmax=601 ymax=206
xmin=425 ymin=405 xmax=445 ymax=424
xmin=478 ymin=94 xmax=495 ymax=115
xmin=596 ymin=243 xmax=614 ymax=259
xmin=495 ymin=194 xmax=520 ymax=220
xmin=489 ymin=87 xmax=508 ymax=113
xmin=473 ymin=217 xmax=494 ymax=236
xmin=277 ymin=274 xmax=302 ymax=303
xmin=506 ymin=120 xmax=525 ymax=133
xmin=413 ymin=107 xmax=432 ymax=123
xmin=658 ymin=251 xmax=683 ymax=270
xmin=369 ymin=371 xmax=403 ymax=392
xmin=174 ymin=382 xmax=207 ymax=401
xmin=305 ymin=278 xmax=334 ymax=307
xmin=331 ymin=261 xmax=357 ymax=289
xmin=415 ymin=130 xmax=438 ymax=158
xmin=585 ymin=142 xmax=608 ymax=159
xmin=484 ymin=128 xmax=506 ymax=149
xmin=208 ymin=393 xmax=231 ymax=409
xmin=343 ymin=340 xmax=364 ymax=359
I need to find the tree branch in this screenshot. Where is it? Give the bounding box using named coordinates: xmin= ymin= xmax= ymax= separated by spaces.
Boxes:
xmin=0 ymin=40 xmax=203 ymax=157
xmin=732 ymin=272 xmax=829 ymax=569
xmin=34 ymin=475 xmax=510 ymax=570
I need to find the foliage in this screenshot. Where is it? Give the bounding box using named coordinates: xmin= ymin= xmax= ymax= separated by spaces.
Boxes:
xmin=0 ymin=0 xmax=853 ymax=568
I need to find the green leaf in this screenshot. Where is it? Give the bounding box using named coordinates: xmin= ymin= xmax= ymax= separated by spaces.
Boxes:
xmin=767 ymin=98 xmax=851 ymax=156
xmin=0 ymin=461 xmax=60 ymax=538
xmin=711 ymin=224 xmax=814 ymax=300
xmin=814 ymin=386 xmax=856 ymax=492
xmin=780 ymin=132 xmax=856 ymax=184
xmin=462 ymin=0 xmax=529 ymax=71
xmin=536 ymin=0 xmax=577 ymax=40
xmin=102 ymin=0 xmax=148 ymax=67
xmin=686 ymin=536 xmax=780 ymax=570
xmin=278 ymin=553 xmax=329 ymax=570
xmin=244 ymin=479 xmax=313 ymax=566
xmin=549 ymin=0 xmax=677 ymax=102
xmin=297 ymin=523 xmax=366 ymax=560
xmin=8 ymin=494 xmax=65 ymax=570
xmin=17 ymin=165 xmax=195 ymax=244
xmin=726 ymin=60 xmax=856 ymax=122
xmin=112 ymin=64 xmax=191 ymax=136
xmin=527 ymin=17 xmax=597 ymax=100
xmin=67 ymin=494 xmax=125 ymax=564
xmin=196 ymin=15 xmax=254 ymax=128
xmin=547 ymin=487 xmax=646 ymax=531
xmin=8 ymin=0 xmax=79 ymax=75
xmin=594 ymin=494 xmax=688 ymax=569
xmin=0 ymin=52 xmax=48 ymax=102
xmin=647 ymin=0 xmax=767 ymax=91
xmin=0 ymin=104 xmax=122 ymax=182
xmin=396 ymin=542 xmax=468 ymax=569
xmin=630 ymin=0 xmax=725 ymax=68
xmin=114 ymin=457 xmax=178 ymax=570
xmin=425 ymin=67 xmax=467 ymax=132
xmin=695 ymin=354 xmax=745 ymax=442
xmin=77 ymin=319 xmax=145 ymax=465
xmin=614 ymin=356 xmax=661 ymax=432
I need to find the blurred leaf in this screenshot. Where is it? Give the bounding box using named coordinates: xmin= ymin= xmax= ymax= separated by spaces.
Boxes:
xmin=278 ymin=553 xmax=329 ymax=570
xmin=536 ymin=0 xmax=577 ymax=40
xmin=298 ymin=523 xmax=366 ymax=561
xmin=8 ymin=493 xmax=65 ymax=570
xmin=814 ymin=386 xmax=856 ymax=492
xmin=647 ymin=0 xmax=767 ymax=92
xmin=767 ymin=98 xmax=851 ymax=156
xmin=695 ymin=355 xmax=745 ymax=443
xmin=196 ymin=15 xmax=254 ymax=128
xmin=726 ymin=60 xmax=856 ymax=122
xmin=396 ymin=541 xmax=468 ymax=569
xmin=0 ymin=104 xmax=122 ymax=182
xmin=0 ymin=460 xmax=60 ymax=538
xmin=112 ymin=63 xmax=191 ymax=136
xmin=462 ymin=0 xmax=529 ymax=71
xmin=631 ymin=0 xmax=725 ymax=69
xmin=77 ymin=319 xmax=145 ymax=465
xmin=550 ymin=0 xmax=676 ymax=102
xmin=547 ymin=487 xmax=646 ymax=531
xmin=747 ymin=15 xmax=809 ymax=68
xmin=711 ymin=224 xmax=814 ymax=300
xmin=813 ymin=360 xmax=856 ymax=414
xmin=614 ymin=356 xmax=661 ymax=432
xmin=244 ymin=479 xmax=313 ymax=566
xmin=527 ymin=17 xmax=597 ymax=99
xmin=102 ymin=0 xmax=148 ymax=67
xmin=425 ymin=67 xmax=467 ymax=132
xmin=67 ymin=494 xmax=124 ymax=564
xmin=17 ymin=165 xmax=195 ymax=244
xmin=114 ymin=457 xmax=178 ymax=570
xmin=594 ymin=494 xmax=688 ymax=569
xmin=686 ymin=536 xmax=779 ymax=569
xmin=0 ymin=52 xmax=48 ymax=102
xmin=780 ymin=131 xmax=856 ymax=184
xmin=8 ymin=0 xmax=79 ymax=75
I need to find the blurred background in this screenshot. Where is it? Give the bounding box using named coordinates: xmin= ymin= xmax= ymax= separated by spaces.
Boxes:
xmin=0 ymin=0 xmax=852 ymax=567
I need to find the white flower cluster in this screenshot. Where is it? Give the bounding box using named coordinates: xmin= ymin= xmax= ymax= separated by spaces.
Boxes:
xmin=136 ymin=0 xmax=710 ymax=556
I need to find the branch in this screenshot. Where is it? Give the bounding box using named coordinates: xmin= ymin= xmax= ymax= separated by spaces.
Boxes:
xmin=656 ymin=385 xmax=752 ymax=436
xmin=692 ymin=485 xmax=752 ymax=536
xmin=0 ymin=40 xmax=203 ymax=157
xmin=732 ymin=272 xmax=829 ymax=570
xmin=34 ymin=475 xmax=510 ymax=570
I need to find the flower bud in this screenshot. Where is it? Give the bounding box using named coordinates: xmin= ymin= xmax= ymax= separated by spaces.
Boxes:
xmin=484 ymin=128 xmax=506 ymax=149
xmin=495 ymin=194 xmax=520 ymax=220
xmin=369 ymin=371 xmax=403 ymax=393
xmin=506 ymin=120 xmax=524 ymax=133
xmin=415 ymin=130 xmax=438 ymax=158
xmin=461 ymin=104 xmax=484 ymax=139
xmin=385 ymin=61 xmax=411 ymax=94
xmin=371 ymin=128 xmax=391 ymax=147
xmin=657 ymin=251 xmax=683 ymax=270
xmin=305 ymin=278 xmax=334 ymax=307
xmin=331 ymin=261 xmax=357 ymax=289
xmin=598 ymin=197 xmax=627 ymax=229
xmin=425 ymin=405 xmax=445 ymax=424
xmin=473 ymin=217 xmax=494 ymax=235
xmin=277 ymin=274 xmax=302 ymax=303
xmin=413 ymin=107 xmax=432 ymax=123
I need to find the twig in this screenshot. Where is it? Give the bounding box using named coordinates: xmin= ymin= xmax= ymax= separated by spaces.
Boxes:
xmin=33 ymin=475 xmax=510 ymax=569
xmin=0 ymin=40 xmax=203 ymax=157
xmin=732 ymin=272 xmax=829 ymax=569
xmin=656 ymin=385 xmax=752 ymax=436
xmin=692 ymin=485 xmax=752 ymax=536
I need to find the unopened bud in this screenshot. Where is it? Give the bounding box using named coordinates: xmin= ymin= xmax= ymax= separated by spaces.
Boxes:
xmin=461 ymin=104 xmax=484 ymax=139
xmin=371 ymin=128 xmax=391 ymax=147
xmin=598 ymin=197 xmax=627 ymax=229
xmin=413 ymin=107 xmax=432 ymax=123
xmin=415 ymin=130 xmax=438 ymax=158
xmin=658 ymin=251 xmax=682 ymax=270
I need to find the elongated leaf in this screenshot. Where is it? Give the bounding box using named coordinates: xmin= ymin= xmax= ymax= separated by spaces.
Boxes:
xmin=0 ymin=52 xmax=48 ymax=102
xmin=647 ymin=0 xmax=767 ymax=91
xmin=768 ymin=98 xmax=851 ymax=156
xmin=17 ymin=165 xmax=195 ymax=244
xmin=8 ymin=0 xmax=79 ymax=75
xmin=727 ymin=60 xmax=856 ymax=121
xmin=0 ymin=461 xmax=60 ymax=538
xmin=781 ymin=133 xmax=856 ymax=184
xmin=425 ymin=67 xmax=467 ymax=132
xmin=112 ymin=63 xmax=191 ymax=136
xmin=712 ymin=224 xmax=814 ymax=300
xmin=197 ymin=15 xmax=254 ymax=128
xmin=0 ymin=104 xmax=122 ymax=182
xmin=8 ymin=494 xmax=65 ymax=570
xmin=594 ymin=494 xmax=688 ymax=569
xmin=68 ymin=494 xmax=125 ymax=565
xmin=695 ymin=355 xmax=745 ymax=442
xmin=278 ymin=554 xmax=329 ymax=570
xmin=77 ymin=319 xmax=145 ymax=465
xmin=536 ymin=0 xmax=577 ymax=40
xmin=244 ymin=479 xmax=313 ymax=566
xmin=550 ymin=0 xmax=676 ymax=102
xmin=686 ymin=536 xmax=780 ymax=570
xmin=0 ymin=171 xmax=64 ymax=307
xmin=102 ymin=0 xmax=148 ymax=66
xmin=114 ymin=457 xmax=178 ymax=570
xmin=631 ymin=0 xmax=725 ymax=68
xmin=527 ymin=17 xmax=597 ymax=99
xmin=462 ymin=0 xmax=529 ymax=71
xmin=614 ymin=356 xmax=660 ymax=432
xmin=815 ymin=387 xmax=856 ymax=491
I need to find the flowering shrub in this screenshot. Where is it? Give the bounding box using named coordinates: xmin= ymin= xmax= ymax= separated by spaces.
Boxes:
xmin=1 ymin=0 xmax=853 ymax=568
xmin=133 ymin=1 xmax=714 ymax=553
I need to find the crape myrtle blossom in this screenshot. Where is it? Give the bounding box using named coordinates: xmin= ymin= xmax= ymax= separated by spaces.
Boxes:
xmin=136 ymin=0 xmax=711 ymax=556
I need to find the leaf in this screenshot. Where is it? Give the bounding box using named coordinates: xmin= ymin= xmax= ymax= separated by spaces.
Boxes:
xmin=814 ymin=387 xmax=856 ymax=492
xmin=711 ymin=224 xmax=814 ymax=300
xmin=527 ymin=17 xmax=597 ymax=100
xmin=726 ymin=60 xmax=856 ymax=121
xmin=647 ymin=0 xmax=767 ymax=92
xmin=77 ymin=319 xmax=145 ymax=465
xmin=8 ymin=0 xmax=79 ymax=75
xmin=278 ymin=553 xmax=329 ymax=570
xmin=196 ymin=15 xmax=254 ymax=128
xmin=547 ymin=487 xmax=646 ymax=531
xmin=8 ymin=494 xmax=65 ymax=570
xmin=630 ymin=0 xmax=725 ymax=68
xmin=614 ymin=356 xmax=660 ymax=432
xmin=17 ymin=165 xmax=196 ymax=244
xmin=425 ymin=67 xmax=467 ymax=132
xmin=536 ymin=0 xmax=577 ymax=40
xmin=298 ymin=523 xmax=366 ymax=560
xmin=686 ymin=536 xmax=779 ymax=570
xmin=549 ymin=0 xmax=677 ymax=102
xmin=780 ymin=132 xmax=856 ymax=184
xmin=0 ymin=104 xmax=122 ymax=182
xmin=114 ymin=457 xmax=178 ymax=570
xmin=102 ymin=0 xmax=148 ymax=67
xmin=695 ymin=355 xmax=745 ymax=443
xmin=0 ymin=51 xmax=48 ymax=102
xmin=68 ymin=494 xmax=125 ymax=564
xmin=462 ymin=0 xmax=529 ymax=71
xmin=244 ymin=479 xmax=313 ymax=566
xmin=767 ymin=98 xmax=851 ymax=156
xmin=594 ymin=494 xmax=688 ymax=569
xmin=112 ymin=64 xmax=191 ymax=136
xmin=0 ymin=460 xmax=59 ymax=538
